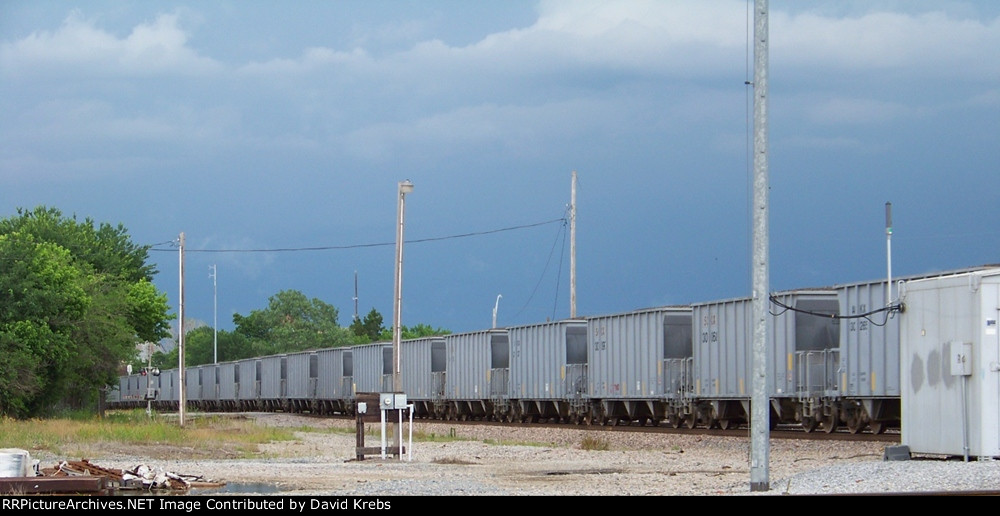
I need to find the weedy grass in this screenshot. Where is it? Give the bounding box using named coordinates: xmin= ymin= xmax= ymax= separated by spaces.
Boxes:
xmin=0 ymin=410 xmax=299 ymax=458
xmin=579 ymin=435 xmax=610 ymax=451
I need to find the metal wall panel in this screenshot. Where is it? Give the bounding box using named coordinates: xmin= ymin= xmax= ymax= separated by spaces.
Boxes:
xmin=217 ymin=362 xmax=238 ymax=401
xmin=399 ymin=337 xmax=445 ymax=400
xmin=508 ymin=319 xmax=588 ymax=400
xmin=692 ymin=298 xmax=751 ymax=400
xmin=258 ymin=355 xmax=286 ymax=399
xmin=200 ymin=365 xmax=219 ymax=401
xmin=900 ymin=269 xmax=1000 ymax=458
xmin=285 ymin=351 xmax=316 ymax=399
xmin=691 ymin=290 xmax=838 ymax=401
xmin=185 ymin=365 xmax=204 ymax=401
xmin=316 ymin=347 xmax=352 ymax=400
xmin=158 ymin=370 xmax=177 ymax=402
xmin=837 ymin=280 xmax=900 ymax=398
xmin=587 ymin=307 xmax=692 ymax=400
xmin=237 ymin=359 xmax=259 ymax=401
xmin=352 ymin=342 xmax=390 ymax=394
xmin=444 ymin=329 xmax=504 ymax=400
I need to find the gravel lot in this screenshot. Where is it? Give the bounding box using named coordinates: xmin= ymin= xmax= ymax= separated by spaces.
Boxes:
xmin=39 ymin=413 xmax=1000 ymax=497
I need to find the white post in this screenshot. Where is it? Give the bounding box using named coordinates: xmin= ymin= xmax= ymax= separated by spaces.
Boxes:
xmin=178 ymin=232 xmax=186 ymax=428
xmin=750 ymin=0 xmax=770 ymax=492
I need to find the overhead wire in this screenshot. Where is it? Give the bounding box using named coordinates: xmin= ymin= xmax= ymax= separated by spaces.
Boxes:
xmin=768 ymin=294 xmax=904 ymax=327
xmin=510 ymin=216 xmax=568 ymax=323
xmin=148 ymin=217 xmax=566 ymax=253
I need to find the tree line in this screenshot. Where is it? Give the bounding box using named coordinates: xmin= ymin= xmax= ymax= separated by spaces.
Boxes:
xmin=150 ymin=291 xmax=450 ymax=369
xmin=0 ymin=207 xmax=448 ymax=419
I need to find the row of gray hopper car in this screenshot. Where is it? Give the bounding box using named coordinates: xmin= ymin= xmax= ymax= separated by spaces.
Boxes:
xmin=107 ymin=265 xmax=1000 ymax=441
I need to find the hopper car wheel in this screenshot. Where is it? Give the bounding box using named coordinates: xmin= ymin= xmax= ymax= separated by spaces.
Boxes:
xmin=718 ymin=419 xmax=734 ymax=430
xmin=845 ymin=412 xmax=865 ymax=434
xmin=869 ymin=420 xmax=886 ymax=435
xmin=684 ymin=415 xmax=698 ymax=430
xmin=822 ymin=413 xmax=839 ymax=434
xmin=801 ymin=417 xmax=818 ymax=433
xmin=669 ymin=415 xmax=683 ymax=429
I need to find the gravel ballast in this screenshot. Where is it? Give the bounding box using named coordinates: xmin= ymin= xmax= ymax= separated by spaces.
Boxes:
xmin=50 ymin=414 xmax=1000 ymax=497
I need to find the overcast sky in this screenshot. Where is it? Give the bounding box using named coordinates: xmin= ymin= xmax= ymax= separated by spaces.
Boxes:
xmin=3 ymin=1 xmax=999 ymax=336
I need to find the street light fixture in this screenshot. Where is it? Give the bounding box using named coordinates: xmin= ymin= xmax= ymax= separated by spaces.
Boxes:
xmin=493 ymin=294 xmax=502 ymax=328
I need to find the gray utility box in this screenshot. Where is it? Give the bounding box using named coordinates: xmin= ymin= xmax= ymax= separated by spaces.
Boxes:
xmin=899 ymin=268 xmax=1000 ymax=459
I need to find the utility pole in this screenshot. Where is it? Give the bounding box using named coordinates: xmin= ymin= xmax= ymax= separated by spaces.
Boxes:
xmin=750 ymin=0 xmax=770 ymax=492
xmin=570 ymin=170 xmax=577 ymax=319
xmin=354 ymin=270 xmax=359 ymax=321
xmin=209 ymin=264 xmax=217 ymax=364
xmin=392 ymin=180 xmax=413 ymax=458
xmin=178 ymin=232 xmax=186 ymax=428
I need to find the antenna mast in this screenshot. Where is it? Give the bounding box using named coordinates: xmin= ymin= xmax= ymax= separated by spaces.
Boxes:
xmin=885 ymin=202 xmax=893 ymax=306
xmin=570 ymin=170 xmax=577 ymax=319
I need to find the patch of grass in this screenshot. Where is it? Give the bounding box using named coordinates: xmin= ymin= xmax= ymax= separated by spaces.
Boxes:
xmin=432 ymin=457 xmax=478 ymax=465
xmin=579 ymin=435 xmax=610 ymax=451
xmin=0 ymin=410 xmax=299 ymax=459
xmin=481 ymin=438 xmax=550 ymax=447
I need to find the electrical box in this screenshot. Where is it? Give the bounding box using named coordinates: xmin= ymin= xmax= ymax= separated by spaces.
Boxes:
xmin=380 ymin=392 xmax=407 ymax=410
xmin=950 ymin=341 xmax=972 ymax=376
xmin=900 ymin=269 xmax=1000 ymax=459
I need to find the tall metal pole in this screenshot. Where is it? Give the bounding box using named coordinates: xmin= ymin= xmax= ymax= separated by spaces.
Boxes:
xmin=210 ymin=264 xmax=217 ymax=364
xmin=178 ymin=232 xmax=186 ymax=428
xmin=392 ymin=180 xmax=413 ymax=456
xmin=354 ymin=270 xmax=359 ymax=321
xmin=750 ymin=0 xmax=770 ymax=492
xmin=570 ymin=170 xmax=577 ymax=319
xmin=885 ymin=202 xmax=893 ymax=306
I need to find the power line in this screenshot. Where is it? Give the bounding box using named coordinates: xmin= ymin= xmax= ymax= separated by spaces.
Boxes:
xmin=768 ymin=294 xmax=903 ymax=327
xmin=149 ymin=217 xmax=566 ymax=253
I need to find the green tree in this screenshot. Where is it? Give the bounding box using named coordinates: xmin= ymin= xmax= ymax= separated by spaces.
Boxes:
xmin=378 ymin=322 xmax=451 ymax=341
xmin=0 ymin=233 xmax=86 ymax=416
xmin=233 ymin=289 xmax=353 ymax=354
xmin=151 ymin=326 xmax=254 ymax=368
xmin=0 ymin=207 xmax=172 ymax=417
xmin=349 ymin=307 xmax=385 ymax=343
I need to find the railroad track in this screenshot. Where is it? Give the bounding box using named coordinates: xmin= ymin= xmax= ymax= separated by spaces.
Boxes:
xmin=277 ymin=411 xmax=901 ymax=443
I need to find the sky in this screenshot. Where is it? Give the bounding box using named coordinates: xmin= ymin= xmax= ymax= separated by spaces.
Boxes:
xmin=2 ymin=1 xmax=999 ymax=338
